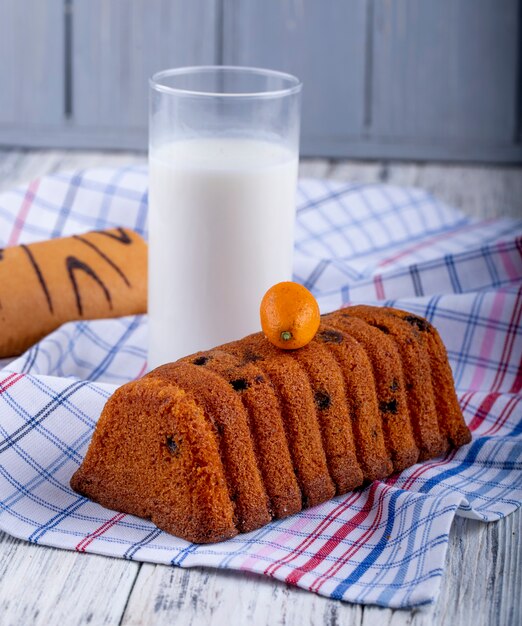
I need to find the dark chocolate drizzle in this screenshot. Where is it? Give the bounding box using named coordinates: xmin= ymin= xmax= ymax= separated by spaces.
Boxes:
xmin=21 ymin=244 xmax=54 ymax=314
xmin=74 ymin=235 xmax=130 ymax=286
xmin=66 ymin=255 xmax=112 ymax=315
xmin=94 ymin=227 xmax=132 ymax=244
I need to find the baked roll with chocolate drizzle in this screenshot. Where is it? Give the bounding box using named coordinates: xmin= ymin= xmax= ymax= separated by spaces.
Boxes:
xmin=0 ymin=228 xmax=147 ymax=357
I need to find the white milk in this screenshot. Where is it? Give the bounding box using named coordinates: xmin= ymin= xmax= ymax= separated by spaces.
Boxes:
xmin=148 ymin=138 xmax=298 ymax=368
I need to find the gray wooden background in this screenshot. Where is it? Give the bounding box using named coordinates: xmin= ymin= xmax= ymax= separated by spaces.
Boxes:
xmin=0 ymin=0 xmax=521 ymax=162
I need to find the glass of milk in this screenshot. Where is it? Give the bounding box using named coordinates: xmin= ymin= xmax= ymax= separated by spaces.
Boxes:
xmin=148 ymin=66 xmax=302 ymax=367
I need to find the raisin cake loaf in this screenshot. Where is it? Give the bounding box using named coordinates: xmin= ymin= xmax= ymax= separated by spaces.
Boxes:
xmin=70 ymin=305 xmax=471 ymax=543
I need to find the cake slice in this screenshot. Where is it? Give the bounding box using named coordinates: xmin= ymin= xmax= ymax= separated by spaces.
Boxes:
xmin=289 ymin=340 xmax=364 ymax=493
xmin=338 ymin=306 xmax=447 ymax=460
xmin=70 ymin=377 xmax=237 ymax=543
xmin=178 ymin=349 xmax=302 ymax=519
xmin=323 ymin=315 xmax=419 ymax=472
xmin=384 ymin=307 xmax=471 ymax=447
xmin=313 ymin=324 xmax=393 ymax=480
xmin=146 ymin=363 xmax=271 ymax=534
xmin=221 ymin=335 xmax=336 ymax=507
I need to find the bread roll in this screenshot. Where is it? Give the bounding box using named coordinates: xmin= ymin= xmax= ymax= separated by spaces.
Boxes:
xmin=0 ymin=228 xmax=147 ymax=357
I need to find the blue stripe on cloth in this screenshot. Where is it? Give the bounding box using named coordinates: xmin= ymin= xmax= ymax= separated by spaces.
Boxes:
xmin=124 ymin=528 xmax=163 ymax=560
xmin=0 ymin=380 xmax=89 ymax=454
xmin=29 ymin=497 xmax=87 ymax=543
xmin=330 ymin=490 xmax=401 ymax=600
xmin=50 ymin=171 xmax=84 ymax=238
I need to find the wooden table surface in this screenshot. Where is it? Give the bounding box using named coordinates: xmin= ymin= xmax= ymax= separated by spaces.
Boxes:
xmin=0 ymin=149 xmax=520 ymax=626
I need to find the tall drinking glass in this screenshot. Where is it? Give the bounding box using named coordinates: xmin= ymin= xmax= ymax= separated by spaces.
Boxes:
xmin=148 ymin=66 xmax=302 ymax=368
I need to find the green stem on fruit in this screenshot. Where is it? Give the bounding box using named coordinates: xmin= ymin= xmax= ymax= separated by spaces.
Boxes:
xmin=281 ymin=331 xmax=293 ymax=341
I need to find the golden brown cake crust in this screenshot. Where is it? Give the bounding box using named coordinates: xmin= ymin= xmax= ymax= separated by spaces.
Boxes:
xmin=313 ymin=324 xmax=393 ymax=481
xmin=323 ymin=314 xmax=420 ymax=472
xmin=289 ymin=340 xmax=364 ymax=493
xmin=339 ymin=306 xmax=447 ymax=460
xmin=178 ymin=349 xmax=302 ymax=519
xmin=146 ymin=362 xmax=271 ymax=534
xmin=384 ymin=307 xmax=472 ymax=447
xmin=220 ymin=334 xmax=336 ymax=508
xmin=70 ymin=377 xmax=236 ymax=544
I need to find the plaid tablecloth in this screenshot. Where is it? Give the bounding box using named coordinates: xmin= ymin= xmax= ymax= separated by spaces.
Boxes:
xmin=0 ymin=166 xmax=521 ymax=609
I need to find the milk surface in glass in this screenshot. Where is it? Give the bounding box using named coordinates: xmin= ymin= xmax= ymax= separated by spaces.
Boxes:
xmin=148 ymin=137 xmax=298 ymax=367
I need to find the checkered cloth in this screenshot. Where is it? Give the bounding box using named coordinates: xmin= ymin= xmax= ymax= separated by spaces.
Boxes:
xmin=1 ymin=167 xmax=521 ymax=609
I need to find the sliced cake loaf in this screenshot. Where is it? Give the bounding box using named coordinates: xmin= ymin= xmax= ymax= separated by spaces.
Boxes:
xmin=70 ymin=304 xmax=472 ymax=544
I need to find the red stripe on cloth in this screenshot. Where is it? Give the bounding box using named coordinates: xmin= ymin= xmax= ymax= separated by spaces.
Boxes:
xmin=483 ymin=394 xmax=520 ymax=436
xmin=265 ymin=490 xmax=363 ymax=577
xmin=497 ymin=240 xmax=522 ymax=282
xmin=510 ymin=359 xmax=522 ymax=394
xmin=0 ymin=373 xmax=24 ymax=394
xmin=373 ymin=275 xmax=385 ymax=299
xmin=8 ymin=179 xmax=40 ymax=246
xmin=468 ymin=291 xmax=507 ymax=391
xmin=310 ymin=483 xmax=388 ymax=593
xmin=133 ymin=361 xmax=147 ymax=380
xmin=75 ymin=512 xmax=126 ymax=552
xmin=285 ymin=485 xmax=379 ymax=588
xmin=468 ymin=393 xmax=501 ymax=432
xmin=377 ymin=219 xmax=497 ymax=269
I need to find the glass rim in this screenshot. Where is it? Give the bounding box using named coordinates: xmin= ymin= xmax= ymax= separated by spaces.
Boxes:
xmin=150 ymin=65 xmax=302 ymax=99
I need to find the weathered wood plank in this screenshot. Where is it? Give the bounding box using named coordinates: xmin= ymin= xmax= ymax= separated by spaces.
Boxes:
xmin=0 ymin=0 xmax=64 ymax=126
xmin=298 ymin=159 xmax=332 ymax=179
xmin=329 ymin=161 xmax=387 ymax=184
xmin=385 ymin=162 xmax=522 ymax=219
xmin=0 ymin=531 xmax=140 ymax=626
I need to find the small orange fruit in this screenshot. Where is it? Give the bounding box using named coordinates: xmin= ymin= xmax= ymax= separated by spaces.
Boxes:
xmin=260 ymin=281 xmax=320 ymax=350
